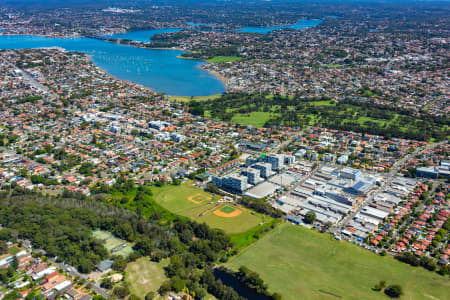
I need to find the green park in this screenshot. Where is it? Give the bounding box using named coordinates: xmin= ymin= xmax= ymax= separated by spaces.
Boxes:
xmin=125 ymin=258 xmax=169 ymax=299
xmin=225 ymin=223 xmax=450 ymax=300
xmin=150 ymin=181 xmax=269 ymax=234
xmin=190 ymin=93 xmax=449 ymax=141
xmin=206 ymin=56 xmax=242 ymax=63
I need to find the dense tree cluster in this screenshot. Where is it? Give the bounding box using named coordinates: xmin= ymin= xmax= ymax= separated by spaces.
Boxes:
xmin=30 ymin=175 xmax=59 ymax=186
xmin=207 ymin=266 xmax=282 ymax=300
xmin=240 ymin=196 xmax=284 ymax=218
xmin=395 ymin=252 xmax=439 ymax=273
xmin=0 ymin=190 xmax=266 ymax=299
xmin=92 ymin=178 xmax=177 ymax=222
xmin=0 ymin=183 xmax=284 ymax=298
xmin=0 ymin=257 xmax=17 ymax=284
xmin=304 ymin=211 xmax=317 ymax=224
xmin=0 ymin=133 xmax=19 ymax=146
xmin=200 ymin=267 xmax=246 ymax=300
xmin=188 ymin=100 xmax=205 ymax=116
xmin=384 ymin=285 xmax=403 ymax=298
xmin=193 ymin=93 xmax=449 ymax=141
xmin=235 ymin=266 xmax=269 ymax=295
xmin=0 ymin=190 xmax=230 ymax=276
xmin=373 ymin=280 xmax=403 ymax=298
xmin=15 ymin=95 xmax=43 ymax=104
xmin=0 ymin=200 xmax=108 ymax=273
xmin=153 ymin=218 xmax=235 ymax=299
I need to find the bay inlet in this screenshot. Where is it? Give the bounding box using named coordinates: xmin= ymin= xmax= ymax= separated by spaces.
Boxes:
xmin=0 ymin=34 xmax=225 ymax=96
xmin=0 ymin=20 xmax=321 ymax=96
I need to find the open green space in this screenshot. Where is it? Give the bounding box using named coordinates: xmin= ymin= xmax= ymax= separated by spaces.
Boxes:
xmin=231 ymin=111 xmax=277 ymax=127
xmin=93 ymin=230 xmax=133 ymax=258
xmin=151 ymin=181 xmax=266 ymax=234
xmin=229 ymin=218 xmax=280 ymax=250
xmin=104 ymin=238 xmax=122 ymax=252
xmin=92 ymin=230 xmax=110 ymax=240
xmin=7 ymin=247 xmax=20 ymax=255
xmin=125 ymin=258 xmax=168 ymax=299
xmin=106 ymin=185 xmax=178 ymax=223
xmin=206 ymin=56 xmax=242 ymax=63
xmin=197 ymin=208 xmax=265 ymax=234
xmin=125 ymin=256 xmax=217 ymax=300
xmin=307 ymin=100 xmax=336 ymax=106
xmin=226 ymin=223 xmax=450 ymax=300
xmin=168 ymin=94 xmax=222 ymax=102
xmin=104 ymin=180 xmax=267 ymax=234
xmin=150 ymin=181 xmax=215 ymax=217
xmin=194 ymin=93 xmax=449 ymax=141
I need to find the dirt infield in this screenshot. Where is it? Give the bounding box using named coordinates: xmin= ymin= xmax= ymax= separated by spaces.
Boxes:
xmin=187 ymin=193 xmax=209 ymax=204
xmin=213 ymin=205 xmax=243 ymax=218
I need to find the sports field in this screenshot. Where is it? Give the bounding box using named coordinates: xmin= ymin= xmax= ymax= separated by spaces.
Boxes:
xmin=219 ymin=204 xmax=237 ymax=214
xmin=125 ymin=258 xmax=168 ymax=299
xmin=93 ymin=230 xmax=133 ymax=258
xmin=226 ymin=223 xmax=450 ymax=300
xmin=151 ymin=181 xmax=265 ymax=234
xmin=196 ymin=204 xmax=257 ymax=233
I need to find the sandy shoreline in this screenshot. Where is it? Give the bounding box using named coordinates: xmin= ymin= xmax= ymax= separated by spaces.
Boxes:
xmin=152 ymin=47 xmax=186 ymax=51
xmin=176 ymin=55 xmax=198 ymax=60
xmin=175 ymin=53 xmax=228 ymax=91
xmin=199 ymin=66 xmax=229 ymax=90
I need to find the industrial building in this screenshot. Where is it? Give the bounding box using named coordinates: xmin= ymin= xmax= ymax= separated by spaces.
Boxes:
xmin=416 ymin=167 xmax=439 ymax=179
xmin=278 ymin=166 xmax=362 ymax=225
xmin=343 ymin=176 xmax=418 ymax=241
xmin=340 ymin=167 xmax=362 ymax=180
xmin=244 ymin=181 xmax=280 ymax=198
xmin=345 ymin=177 xmax=377 ymax=196
xmin=416 ymin=162 xmax=450 ymax=179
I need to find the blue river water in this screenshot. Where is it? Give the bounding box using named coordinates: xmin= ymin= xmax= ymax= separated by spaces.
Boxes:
xmin=214 ymin=269 xmax=272 ymax=300
xmin=0 ymin=34 xmax=225 ymax=96
xmin=236 ymin=19 xmax=322 ymax=34
xmin=0 ymin=20 xmax=320 ymax=96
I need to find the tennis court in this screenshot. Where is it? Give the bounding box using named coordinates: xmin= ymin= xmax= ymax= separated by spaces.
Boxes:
xmin=92 ymin=230 xmax=111 ymax=241
xmin=93 ymin=230 xmax=134 ymax=258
